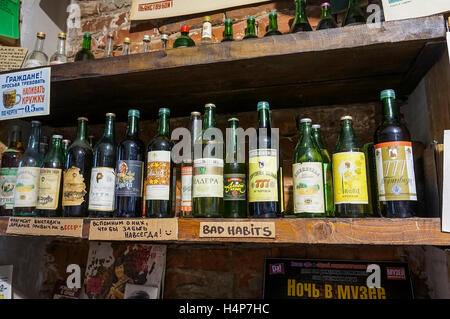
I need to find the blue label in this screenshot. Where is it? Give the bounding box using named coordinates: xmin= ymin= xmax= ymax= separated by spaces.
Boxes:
xmin=115 ymin=160 xmax=143 ymax=197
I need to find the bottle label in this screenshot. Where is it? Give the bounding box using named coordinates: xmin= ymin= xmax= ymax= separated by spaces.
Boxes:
xmin=192 ymin=158 xmax=224 ymax=198
xmin=181 ymin=165 xmax=192 ymax=212
xmin=146 ymin=151 xmax=171 ymax=201
xmin=323 ymin=162 xmax=334 ymax=212
xmin=14 ymin=167 xmax=40 ymax=207
xmin=224 ymin=173 xmax=246 ymax=201
xmin=88 ymin=167 xmax=116 ymax=211
xmin=115 ymin=160 xmax=143 ymax=197
xmin=0 ymin=167 xmax=18 ymax=209
xmin=202 ymin=22 xmax=212 ymax=38
xmin=62 ymin=167 xmax=87 ymax=206
xmin=248 ymin=149 xmax=278 ymax=203
xmin=37 ymin=168 xmax=62 ymax=210
xmin=374 ymin=141 xmax=417 ymax=201
xmin=293 ymin=162 xmax=325 ymax=214
xmin=332 ymin=152 xmax=369 ymax=204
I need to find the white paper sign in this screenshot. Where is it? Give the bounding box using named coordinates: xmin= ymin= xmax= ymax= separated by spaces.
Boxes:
xmin=442 ymin=131 xmax=450 ymax=233
xmin=0 ymin=67 xmax=50 ymax=120
xmin=0 ymin=265 xmax=13 ymax=299
xmin=381 ymin=0 xmax=450 ymax=22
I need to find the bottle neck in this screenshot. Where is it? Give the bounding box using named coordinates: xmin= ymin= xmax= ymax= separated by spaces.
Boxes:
xmin=338 ymin=120 xmax=359 ymax=149
xmin=82 ymin=36 xmax=91 ymax=50
xmin=321 ymin=6 xmax=332 ymax=19
xmin=104 ymin=38 xmax=113 ymax=57
xmin=203 ymin=107 xmax=216 ymax=129
xmin=299 ymin=122 xmax=313 ymax=147
xmin=257 ymin=108 xmax=271 ymax=129
xmin=57 ymin=38 xmax=66 ymax=55
xmin=246 ymin=20 xmax=256 ymax=36
xmin=127 ymin=115 xmax=139 ymax=137
xmin=312 ymin=128 xmax=325 ymax=149
xmin=181 ymin=32 xmax=189 ymax=37
xmin=224 ymin=22 xmax=233 ymax=37
xmin=296 ymin=0 xmax=308 ymax=22
xmin=35 ymin=37 xmax=45 ymax=52
xmin=103 ymin=116 xmax=115 ymax=139
xmin=157 ymin=114 xmax=170 ymax=137
xmin=227 ymin=121 xmax=239 ymax=161
xmin=76 ymin=120 xmax=88 ymax=142
xmin=382 ymin=97 xmax=398 ymax=121
xmin=47 ymin=137 xmax=63 ymax=160
xmin=268 ymin=15 xmax=279 ymax=31
xmin=27 ymin=123 xmax=41 ymax=153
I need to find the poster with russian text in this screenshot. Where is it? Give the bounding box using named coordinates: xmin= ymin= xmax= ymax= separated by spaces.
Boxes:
xmin=0 ymin=67 xmax=50 ymax=120
xmin=381 ymin=0 xmax=450 ymax=22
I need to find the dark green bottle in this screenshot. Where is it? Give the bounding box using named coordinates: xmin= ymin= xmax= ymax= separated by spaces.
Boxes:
xmin=291 ymin=0 xmax=313 ymax=32
xmin=74 ymin=32 xmax=95 ymax=61
xmin=146 ymin=108 xmax=174 ymax=218
xmin=316 ymin=2 xmax=338 ymax=30
xmin=243 ymin=16 xmax=258 ymax=40
xmin=62 ymin=139 xmax=70 ymax=163
xmin=312 ymin=124 xmax=334 ymax=216
xmin=36 ymin=135 xmax=65 ymax=217
xmin=264 ymin=11 xmax=283 ymax=37
xmin=343 ymin=0 xmax=366 ymax=27
xmin=224 ymin=118 xmax=247 ymax=218
xmin=89 ymin=113 xmax=117 ymax=217
xmin=222 ymin=18 xmax=234 ymax=42
xmin=173 ymin=25 xmax=196 ymax=48
xmin=193 ymin=103 xmax=224 ymax=217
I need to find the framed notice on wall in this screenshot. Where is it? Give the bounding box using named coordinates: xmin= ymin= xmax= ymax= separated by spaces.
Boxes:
xmin=381 ymin=0 xmax=450 ymax=22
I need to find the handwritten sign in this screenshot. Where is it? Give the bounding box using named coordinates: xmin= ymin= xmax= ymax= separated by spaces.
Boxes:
xmin=0 ymin=46 xmax=28 ymax=72
xmin=6 ymin=217 xmax=84 ymax=237
xmin=199 ymin=221 xmax=275 ymax=238
xmin=88 ymin=219 xmax=178 ymax=241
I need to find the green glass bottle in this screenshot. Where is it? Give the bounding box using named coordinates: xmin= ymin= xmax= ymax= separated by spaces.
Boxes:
xmin=343 ymin=0 xmax=366 ymax=27
xmin=312 ymin=124 xmax=334 ymax=216
xmin=222 ymin=18 xmax=234 ymax=42
xmin=374 ymin=89 xmax=417 ymax=218
xmin=333 ymin=116 xmax=369 ymax=217
xmin=62 ymin=139 xmax=70 ymax=163
xmin=264 ymin=11 xmax=283 ymax=37
xmin=193 ymin=103 xmax=224 ymax=217
xmin=36 ymin=135 xmax=65 ymax=217
xmin=316 ymin=2 xmax=338 ymax=30
xmin=243 ymin=16 xmax=258 ymax=40
xmin=173 ymin=25 xmax=196 ymax=48
xmin=291 ymin=0 xmax=313 ymax=32
xmin=224 ymin=118 xmax=247 ymax=218
xmin=75 ymin=32 xmax=95 ymax=61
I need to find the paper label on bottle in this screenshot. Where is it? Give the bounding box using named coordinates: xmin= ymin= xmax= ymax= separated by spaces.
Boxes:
xmin=13 ymin=167 xmax=40 ymax=207
xmin=202 ymin=22 xmax=212 ymax=38
xmin=248 ymin=149 xmax=278 ymax=203
xmin=192 ymin=158 xmax=224 ymax=198
xmin=224 ymin=173 xmax=246 ymax=201
xmin=181 ymin=165 xmax=192 ymax=212
xmin=115 ymin=160 xmax=143 ymax=197
xmin=88 ymin=167 xmax=116 ymax=211
xmin=62 ymin=167 xmax=87 ymax=207
xmin=332 ymin=152 xmax=369 ymax=204
xmin=292 ymin=162 xmax=325 ymax=214
xmin=146 ymin=151 xmax=171 ymax=200
xmin=37 ymin=168 xmax=62 ymax=210
xmin=374 ymin=141 xmax=417 ymax=201
xmin=0 ymin=167 xmax=18 ymax=209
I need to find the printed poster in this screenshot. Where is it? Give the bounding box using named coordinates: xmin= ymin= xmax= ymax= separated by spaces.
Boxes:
xmin=0 ymin=265 xmax=13 ymax=299
xmin=381 ymin=0 xmax=450 ymax=22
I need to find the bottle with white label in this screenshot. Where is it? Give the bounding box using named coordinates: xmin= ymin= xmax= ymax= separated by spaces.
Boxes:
xmin=89 ymin=113 xmax=117 ymax=217
xmin=22 ymin=32 xmax=48 ymax=68
xmin=145 ymin=108 xmax=174 ymax=218
xmin=292 ymin=118 xmax=325 ymax=217
xmin=13 ymin=121 xmax=43 ymax=216
xmin=200 ymin=16 xmax=212 ymax=45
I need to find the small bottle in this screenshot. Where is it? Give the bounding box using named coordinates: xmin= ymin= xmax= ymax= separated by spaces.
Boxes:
xmin=316 ymin=2 xmax=338 ymax=30
xmin=22 ymin=32 xmax=48 ymax=68
xmin=103 ymin=33 xmax=114 ymax=58
xmin=122 ymin=37 xmax=131 ymax=55
xmin=161 ymin=34 xmax=169 ymax=50
xmin=222 ymin=18 xmax=234 ymax=42
xmin=143 ymin=35 xmax=151 ymax=52
xmin=343 ymin=0 xmax=366 ymax=27
xmin=200 ymin=16 xmax=213 ymax=45
xmin=75 ymin=32 xmax=95 ymax=61
xmin=264 ymin=11 xmax=282 ymax=37
xmin=291 ymin=0 xmax=313 ymax=32
xmin=243 ymin=16 xmax=258 ymax=40
xmin=173 ymin=25 xmax=196 ymax=48
xmin=50 ymin=33 xmax=68 ymax=65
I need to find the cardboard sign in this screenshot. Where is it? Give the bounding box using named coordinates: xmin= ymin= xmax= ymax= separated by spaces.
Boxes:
xmin=88 ymin=219 xmax=178 ymax=241
xmin=6 ymin=217 xmax=84 ymax=238
xmin=0 ymin=67 xmax=50 ymax=121
xmin=0 ymin=265 xmax=13 ymax=299
xmin=381 ymin=0 xmax=450 ymax=22
xmin=199 ymin=221 xmax=275 ymax=238
xmin=442 ymin=131 xmax=450 ymax=232
xmin=0 ymin=46 xmax=28 ymax=72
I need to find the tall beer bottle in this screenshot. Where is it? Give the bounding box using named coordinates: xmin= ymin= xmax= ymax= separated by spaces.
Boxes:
xmin=115 ymin=109 xmax=145 ymax=218
xmin=145 ymin=108 xmax=173 ymax=218
xmin=374 ymin=89 xmax=417 ymax=218
xmin=36 ymin=135 xmax=65 ymax=217
xmin=312 ymin=124 xmax=334 ymax=216
xmin=0 ymin=126 xmax=24 ymax=216
xmin=89 ymin=113 xmax=117 ymax=217
xmin=13 ymin=121 xmax=43 ymax=216
xmin=63 ymin=117 xmax=93 ymax=217
xmin=333 ymin=116 xmax=369 ymax=217
xmin=75 ymin=32 xmax=95 ymax=61
xmin=192 ymin=103 xmax=224 ymax=217
xmin=316 ymin=2 xmax=338 ymax=30
xmin=291 ymin=0 xmax=313 ymax=32
xmin=224 ymin=118 xmax=247 ymax=218
xmin=249 ymin=101 xmax=278 ymax=218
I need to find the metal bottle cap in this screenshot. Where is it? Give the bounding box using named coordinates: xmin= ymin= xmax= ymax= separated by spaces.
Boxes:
xmin=340 ymin=115 xmax=353 ymax=121
xmin=257 ymin=101 xmax=270 ymax=111
xmin=128 ymin=109 xmax=140 ymax=118
xmin=159 ymin=108 xmax=170 ymax=116
xmin=77 ymin=117 xmax=89 ymax=121
xmin=57 ymin=33 xmax=66 ymax=39
xmin=300 ymin=118 xmax=312 ymax=123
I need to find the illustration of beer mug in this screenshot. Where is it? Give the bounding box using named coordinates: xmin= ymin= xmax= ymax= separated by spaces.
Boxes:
xmin=3 ymin=89 xmax=21 ymax=109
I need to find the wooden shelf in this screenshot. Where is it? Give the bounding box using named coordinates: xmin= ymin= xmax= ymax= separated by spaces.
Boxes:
xmin=37 ymin=15 xmax=446 ymax=126
xmin=1 ymin=216 xmax=450 ymax=246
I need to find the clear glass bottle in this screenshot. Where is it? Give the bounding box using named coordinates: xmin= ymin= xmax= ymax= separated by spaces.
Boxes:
xmin=50 ymin=33 xmax=68 ymax=65
xmin=103 ymin=33 xmax=114 ymax=58
xmin=316 ymin=2 xmax=338 ymax=30
xmin=143 ymin=35 xmax=151 ymax=52
xmin=22 ymin=32 xmax=48 ymax=68
xmin=122 ymin=37 xmax=131 ymax=55
xmin=201 ymin=16 xmax=213 ymax=45
xmin=243 ymin=16 xmax=258 ymax=40
xmin=222 ymin=18 xmax=234 ymax=42
xmin=291 ymin=0 xmax=313 ymax=32
xmin=75 ymin=32 xmax=95 ymax=61
xmin=264 ymin=11 xmax=283 ymax=37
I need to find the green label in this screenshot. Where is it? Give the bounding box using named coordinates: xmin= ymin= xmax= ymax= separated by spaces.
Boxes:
xmin=0 ymin=167 xmax=18 ymax=209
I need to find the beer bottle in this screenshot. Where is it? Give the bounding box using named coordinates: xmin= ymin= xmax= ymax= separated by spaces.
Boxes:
xmin=333 ymin=116 xmax=369 ymax=217
xmin=201 ymin=16 xmax=213 ymax=45
xmin=145 ymin=108 xmax=174 ymax=218
xmin=264 ymin=11 xmax=283 ymax=36
xmin=224 ymin=118 xmax=247 ymax=218
xmin=316 ymin=2 xmax=338 ymax=30
xmin=243 ymin=16 xmax=258 ymax=40
xmin=222 ymin=18 xmax=234 ymax=42
xmin=343 ymin=0 xmax=365 ymax=27
xmin=115 ymin=109 xmax=145 ymax=218
xmin=89 ymin=113 xmax=117 ymax=217
xmin=374 ymin=89 xmax=417 ymax=217
xmin=13 ymin=121 xmax=43 ymax=216
xmin=291 ymin=0 xmax=313 ymax=33
xmin=173 ymin=25 xmax=196 ymax=48
xmin=36 ymin=135 xmax=65 ymax=217
xmin=75 ymin=32 xmax=95 ymax=61
xmin=192 ymin=103 xmax=224 ymax=217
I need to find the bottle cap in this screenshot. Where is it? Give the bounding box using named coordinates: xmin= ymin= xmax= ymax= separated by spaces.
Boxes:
xmin=52 ymin=135 xmax=63 ymax=139
xmin=191 ymin=111 xmax=201 ymax=116
xmin=31 ymin=120 xmax=41 ymax=125
xmin=161 ymin=34 xmax=169 ymax=41
xmin=380 ymin=89 xmax=396 ymax=100
xmin=205 ymin=103 xmax=216 ymax=108
xmin=204 ymin=16 xmax=211 ymax=23
xmin=300 ymin=118 xmax=312 ymax=123
xmin=58 ymin=33 xmax=66 ymax=39
xmin=159 ymin=108 xmax=170 ymax=116
xmin=84 ymin=32 xmax=92 ymax=38
xmin=77 ymin=117 xmax=88 ymax=121
xmin=321 ymin=2 xmax=331 ymax=7
xmin=181 ymin=25 xmax=190 ymax=33
xmin=106 ymin=113 xmax=116 ymax=117
xmin=62 ymin=139 xmax=71 ymax=143
xmin=37 ymin=32 xmax=46 ymax=39
xmin=143 ymin=35 xmax=150 ymax=42
xmin=124 ymin=37 xmax=131 ymax=44
xmin=312 ymin=124 xmax=321 ymax=129
xmin=340 ymin=115 xmax=353 ymax=121
xmin=228 ymin=118 xmax=239 ymax=122
xmin=257 ymin=101 xmax=270 ymax=111
xmin=128 ymin=109 xmax=140 ymax=118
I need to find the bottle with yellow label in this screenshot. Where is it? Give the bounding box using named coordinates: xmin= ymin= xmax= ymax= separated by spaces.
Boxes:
xmin=332 ymin=116 xmax=369 ymax=217
xmin=374 ymin=89 xmax=417 ymax=218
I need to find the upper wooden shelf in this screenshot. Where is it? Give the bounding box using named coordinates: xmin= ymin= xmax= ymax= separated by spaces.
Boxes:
xmin=40 ymin=15 xmax=446 ymax=126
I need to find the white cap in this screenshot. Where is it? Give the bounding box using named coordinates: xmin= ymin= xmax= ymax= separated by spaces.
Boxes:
xmin=300 ymin=118 xmax=312 ymax=123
